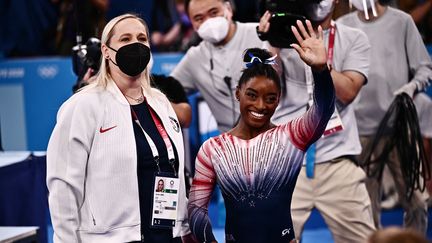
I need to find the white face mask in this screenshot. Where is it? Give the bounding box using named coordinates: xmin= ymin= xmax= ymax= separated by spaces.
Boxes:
xmin=350 ymin=0 xmax=378 ymax=19
xmin=197 ymin=16 xmax=229 ymax=44
xmin=307 ymin=0 xmax=334 ymax=22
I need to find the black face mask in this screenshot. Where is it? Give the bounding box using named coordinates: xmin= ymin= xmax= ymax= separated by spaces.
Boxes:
xmin=107 ymin=42 xmax=151 ymax=77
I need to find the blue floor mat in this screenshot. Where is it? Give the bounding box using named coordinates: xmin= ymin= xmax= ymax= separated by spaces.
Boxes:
xmin=47 ymin=205 xmax=432 ymax=243
xmin=208 ymin=203 xmax=432 ymax=243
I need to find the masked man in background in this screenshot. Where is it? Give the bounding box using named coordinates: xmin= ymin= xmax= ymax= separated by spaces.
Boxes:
xmin=170 ymin=0 xmax=264 ymax=133
xmin=258 ymin=0 xmax=376 ymax=242
xmin=338 ymin=0 xmax=432 ymax=234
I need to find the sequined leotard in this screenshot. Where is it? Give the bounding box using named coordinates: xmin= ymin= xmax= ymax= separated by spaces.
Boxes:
xmin=188 ymin=70 xmax=335 ymax=243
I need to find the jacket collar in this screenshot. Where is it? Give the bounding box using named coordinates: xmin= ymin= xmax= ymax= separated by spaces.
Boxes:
xmin=105 ymin=79 xmax=165 ymax=116
xmin=104 ymin=80 xmax=179 ymax=133
xmin=106 ymin=80 xmax=130 ymax=106
xmin=106 ymin=80 xmax=158 ymax=107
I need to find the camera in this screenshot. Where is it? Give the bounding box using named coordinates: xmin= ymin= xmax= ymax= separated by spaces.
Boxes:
xmin=72 ymin=37 xmax=102 ymax=80
xmin=259 ymin=0 xmax=322 ymax=48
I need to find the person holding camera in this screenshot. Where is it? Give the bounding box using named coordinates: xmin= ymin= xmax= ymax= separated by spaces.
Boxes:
xmin=338 ymin=0 xmax=432 ymax=234
xmin=170 ymin=0 xmax=265 ymax=133
xmin=258 ymin=0 xmax=376 ymax=242
xmin=188 ymin=27 xmax=335 ymax=242
xmin=47 ymin=13 xmax=194 ymax=243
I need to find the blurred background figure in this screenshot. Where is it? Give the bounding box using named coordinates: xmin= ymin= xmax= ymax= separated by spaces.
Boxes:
xmin=333 ymin=0 xmax=432 ymax=46
xmin=338 ymin=0 xmax=432 ymax=234
xmin=170 ymin=0 xmax=264 ymax=133
xmin=414 ymin=94 xmax=432 ymax=198
xmin=395 ymin=0 xmax=432 ymax=45
xmin=0 ymin=0 xmax=58 ymax=57
xmin=231 ymin=0 xmax=260 ymax=22
xmin=107 ymin=0 xmax=154 ymax=29
xmin=151 ymin=0 xmax=200 ymax=52
xmin=368 ymin=226 xmax=429 ymax=243
xmin=55 ymin=0 xmax=108 ymax=56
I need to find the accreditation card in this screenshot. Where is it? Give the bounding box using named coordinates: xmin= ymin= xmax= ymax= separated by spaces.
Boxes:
xmin=151 ymin=173 xmax=180 ymax=228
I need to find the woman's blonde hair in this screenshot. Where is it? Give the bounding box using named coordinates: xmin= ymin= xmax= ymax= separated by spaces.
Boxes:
xmin=93 ymin=13 xmax=151 ymax=90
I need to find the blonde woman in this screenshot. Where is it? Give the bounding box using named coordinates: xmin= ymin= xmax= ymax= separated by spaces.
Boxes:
xmin=47 ymin=14 xmax=192 ymax=243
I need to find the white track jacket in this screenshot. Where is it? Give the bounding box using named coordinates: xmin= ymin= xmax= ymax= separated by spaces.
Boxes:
xmin=47 ymin=80 xmax=190 ymax=243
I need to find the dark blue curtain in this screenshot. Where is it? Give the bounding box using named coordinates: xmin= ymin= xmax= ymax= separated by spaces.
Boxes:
xmin=0 ymin=154 xmax=48 ymax=243
xmin=0 ymin=0 xmax=58 ymax=57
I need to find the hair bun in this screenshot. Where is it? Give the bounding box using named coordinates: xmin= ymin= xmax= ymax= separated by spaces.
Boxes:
xmin=243 ymin=48 xmax=277 ymax=68
xmin=243 ymin=48 xmax=271 ymax=63
xmin=237 ymin=48 xmax=281 ymax=92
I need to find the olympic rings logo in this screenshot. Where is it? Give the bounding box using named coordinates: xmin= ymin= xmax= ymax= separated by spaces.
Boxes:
xmin=37 ymin=65 xmax=58 ymax=79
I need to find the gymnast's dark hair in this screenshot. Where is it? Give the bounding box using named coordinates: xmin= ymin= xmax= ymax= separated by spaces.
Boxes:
xmin=238 ymin=48 xmax=281 ymax=92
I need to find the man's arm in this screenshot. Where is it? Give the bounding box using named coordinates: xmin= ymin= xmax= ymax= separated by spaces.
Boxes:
xmin=405 ymin=16 xmax=432 ymax=92
xmin=396 ymin=15 xmax=432 ymax=98
xmin=331 ymin=27 xmax=370 ymax=106
xmin=331 ymin=70 xmax=365 ymax=105
xmin=170 ymin=102 xmax=192 ymax=128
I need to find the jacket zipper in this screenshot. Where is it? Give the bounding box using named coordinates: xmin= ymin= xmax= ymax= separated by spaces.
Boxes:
xmin=88 ymin=199 xmax=97 ymax=226
xmin=91 ymin=212 xmax=96 ymax=226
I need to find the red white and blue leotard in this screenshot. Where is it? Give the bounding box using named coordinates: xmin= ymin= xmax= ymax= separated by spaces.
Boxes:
xmin=188 ymin=69 xmax=335 ymax=243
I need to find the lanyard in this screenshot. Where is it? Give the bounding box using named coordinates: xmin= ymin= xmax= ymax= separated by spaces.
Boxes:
xmin=131 ymin=99 xmax=176 ymax=175
xmin=327 ymin=21 xmax=336 ymax=70
xmin=306 ymin=21 xmax=336 ymax=107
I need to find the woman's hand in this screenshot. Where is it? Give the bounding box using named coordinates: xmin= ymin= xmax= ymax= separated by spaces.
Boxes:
xmin=290 ymin=20 xmax=327 ymax=72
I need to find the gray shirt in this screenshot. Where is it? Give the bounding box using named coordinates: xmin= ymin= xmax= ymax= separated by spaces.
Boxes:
xmin=273 ymin=23 xmax=370 ymax=163
xmin=414 ymin=93 xmax=432 ymax=138
xmin=171 ymin=22 xmax=263 ymax=132
xmin=338 ymin=7 xmax=432 ymax=135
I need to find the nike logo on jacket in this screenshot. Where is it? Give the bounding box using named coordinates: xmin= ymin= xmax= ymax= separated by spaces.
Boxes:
xmin=99 ymin=125 xmax=117 ymax=133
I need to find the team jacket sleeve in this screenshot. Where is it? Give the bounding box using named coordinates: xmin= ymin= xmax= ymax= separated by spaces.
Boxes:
xmin=46 ymin=96 xmax=96 ymax=243
xmin=187 ymin=141 xmax=217 ymax=243
xmin=287 ymin=68 xmax=335 ymax=151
